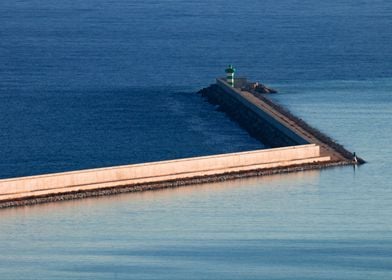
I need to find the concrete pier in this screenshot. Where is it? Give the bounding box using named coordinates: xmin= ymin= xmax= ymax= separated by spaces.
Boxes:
xmin=201 ymin=78 xmax=363 ymax=164
xmin=0 ymin=77 xmax=362 ymax=208
xmin=0 ymin=145 xmax=329 ymax=208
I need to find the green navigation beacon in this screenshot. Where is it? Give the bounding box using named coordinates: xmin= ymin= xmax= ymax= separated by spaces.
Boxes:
xmin=225 ymin=65 xmax=235 ymax=87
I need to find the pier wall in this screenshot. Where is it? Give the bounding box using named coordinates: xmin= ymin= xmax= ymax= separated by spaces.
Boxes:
xmin=0 ymin=144 xmax=329 ymax=203
xmin=200 ymin=79 xmax=309 ymax=148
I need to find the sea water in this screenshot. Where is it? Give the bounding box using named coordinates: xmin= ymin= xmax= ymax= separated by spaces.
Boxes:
xmin=0 ymin=0 xmax=391 ymax=279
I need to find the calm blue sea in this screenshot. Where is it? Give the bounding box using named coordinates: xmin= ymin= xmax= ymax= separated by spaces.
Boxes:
xmin=0 ymin=0 xmax=391 ymax=279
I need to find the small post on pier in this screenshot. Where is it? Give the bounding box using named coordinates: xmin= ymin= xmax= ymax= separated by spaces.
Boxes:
xmin=225 ymin=65 xmax=235 ymax=87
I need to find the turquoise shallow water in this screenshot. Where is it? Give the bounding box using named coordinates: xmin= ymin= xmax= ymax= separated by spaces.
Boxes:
xmin=0 ymin=0 xmax=392 ymax=279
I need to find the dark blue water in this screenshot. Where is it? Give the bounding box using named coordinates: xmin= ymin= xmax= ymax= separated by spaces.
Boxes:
xmin=0 ymin=86 xmax=264 ymax=178
xmin=1 ymin=0 xmax=392 ymax=279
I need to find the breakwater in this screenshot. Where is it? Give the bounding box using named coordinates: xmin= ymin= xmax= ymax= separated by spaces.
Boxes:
xmin=0 ymin=145 xmax=329 ymax=208
xmin=201 ymin=78 xmax=363 ymax=164
xmin=247 ymin=89 xmax=365 ymax=163
xmin=199 ymin=83 xmax=308 ymax=148
xmin=0 ymin=77 xmax=362 ymax=208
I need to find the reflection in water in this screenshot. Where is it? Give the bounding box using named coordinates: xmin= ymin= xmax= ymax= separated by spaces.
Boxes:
xmin=0 ymin=169 xmax=320 ymax=219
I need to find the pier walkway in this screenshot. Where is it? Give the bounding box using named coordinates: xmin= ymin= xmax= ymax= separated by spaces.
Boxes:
xmin=216 ymin=78 xmax=348 ymax=163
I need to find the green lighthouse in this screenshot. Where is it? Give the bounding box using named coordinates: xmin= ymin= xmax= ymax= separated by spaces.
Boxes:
xmin=225 ymin=65 xmax=235 ymax=87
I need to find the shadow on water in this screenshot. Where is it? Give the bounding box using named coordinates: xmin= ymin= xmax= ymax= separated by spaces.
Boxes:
xmin=0 ymin=87 xmax=265 ymax=179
